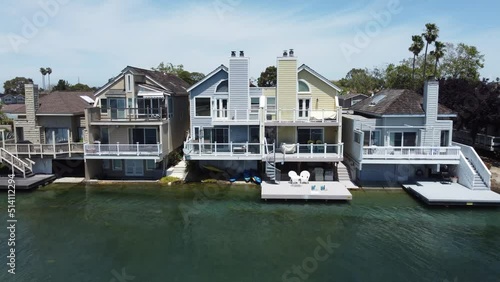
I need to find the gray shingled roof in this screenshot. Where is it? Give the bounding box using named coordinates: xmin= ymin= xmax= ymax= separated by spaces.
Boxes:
xmin=339 ymin=93 xmax=369 ymax=100
xmin=2 ymin=91 xmax=94 ymax=115
xmin=350 ymin=89 xmax=455 ymax=116
xmin=127 ymin=66 xmax=189 ymax=96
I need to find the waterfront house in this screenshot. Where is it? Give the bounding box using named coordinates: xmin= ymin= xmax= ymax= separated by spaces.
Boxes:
xmin=183 ymin=50 xmax=344 ymax=182
xmin=1 ymin=85 xmax=92 ymax=176
xmin=342 ymin=78 xmax=491 ymax=190
xmin=83 ymin=66 xmax=190 ymax=180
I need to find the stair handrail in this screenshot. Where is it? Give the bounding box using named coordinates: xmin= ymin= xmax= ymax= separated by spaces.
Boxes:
xmin=0 ymin=148 xmax=33 ymax=176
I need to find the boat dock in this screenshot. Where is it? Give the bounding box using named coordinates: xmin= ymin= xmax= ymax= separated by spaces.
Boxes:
xmin=261 ymin=181 xmax=353 ymax=201
xmin=0 ymin=174 xmax=57 ymax=190
xmin=403 ymin=181 xmax=500 ymax=206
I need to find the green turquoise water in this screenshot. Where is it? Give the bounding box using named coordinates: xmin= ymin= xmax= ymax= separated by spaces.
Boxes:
xmin=1 ymin=184 xmax=499 ymax=282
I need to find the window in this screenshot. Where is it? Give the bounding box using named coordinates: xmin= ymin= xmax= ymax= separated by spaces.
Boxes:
xmin=214 ymin=98 xmax=228 ymax=119
xmin=103 ymin=160 xmax=110 ymax=170
xmin=363 ymin=131 xmax=380 ymax=146
xmin=146 ymin=160 xmax=156 ymax=171
xmin=249 ymin=126 xmax=259 ymax=143
xmin=298 ymin=98 xmax=310 ymax=118
xmin=131 ymin=128 xmax=157 ymax=144
xmin=77 ymin=127 xmax=84 ymax=142
xmin=390 ymin=132 xmax=417 ymax=147
xmin=298 ymin=80 xmax=310 ymax=93
xmin=215 ymin=80 xmax=228 ymax=93
xmin=126 ymin=74 xmax=132 ymax=93
xmin=112 ymin=160 xmax=123 ymax=171
xmin=137 ymin=98 xmax=162 ymax=116
xmin=213 ymin=127 xmax=229 ymax=143
xmin=354 ymin=132 xmax=361 ymax=144
xmin=45 ymin=128 xmax=69 ymax=144
xmin=194 ymin=127 xmax=200 ymax=140
xmin=266 ymin=97 xmax=276 ymax=120
xmin=100 ymin=127 xmax=109 ymax=144
xmin=167 ymin=96 xmax=174 ymax=118
xmin=100 ymin=98 xmax=107 ymax=114
xmin=440 ymin=130 xmax=450 ymax=146
xmin=250 ymin=97 xmax=260 ymax=120
xmin=298 ymin=128 xmax=323 ymax=144
xmin=195 ymin=97 xmax=211 ymax=117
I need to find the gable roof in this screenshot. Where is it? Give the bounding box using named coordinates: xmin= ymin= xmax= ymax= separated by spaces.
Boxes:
xmin=350 ymin=89 xmax=455 ymax=117
xmin=94 ymin=66 xmax=190 ymax=97
xmin=298 ymin=64 xmax=342 ymax=92
xmin=186 ymin=65 xmax=228 ymax=92
xmin=1 ymin=91 xmax=94 ymax=116
xmin=339 ymin=93 xmax=369 ymax=100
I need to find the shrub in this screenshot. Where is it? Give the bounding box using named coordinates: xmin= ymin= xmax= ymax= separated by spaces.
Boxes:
xmin=160 ymin=176 xmax=180 ymax=184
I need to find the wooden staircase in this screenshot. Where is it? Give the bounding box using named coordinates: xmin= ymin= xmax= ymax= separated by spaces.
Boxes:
xmin=0 ymin=148 xmax=34 ymax=178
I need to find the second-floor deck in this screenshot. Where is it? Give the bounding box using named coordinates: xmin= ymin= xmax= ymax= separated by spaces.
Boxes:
xmin=210 ymin=108 xmax=341 ymax=126
xmin=88 ymin=107 xmax=169 ymax=124
xmin=360 ymin=146 xmax=461 ymax=164
xmin=2 ymin=142 xmax=84 ymax=158
xmin=84 ymin=143 xmax=163 ymax=160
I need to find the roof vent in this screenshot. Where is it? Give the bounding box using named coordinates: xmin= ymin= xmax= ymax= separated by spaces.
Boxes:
xmin=231 ymin=51 xmax=236 ymax=57
xmin=283 ymin=50 xmax=288 ymax=57
xmin=239 ymin=51 xmax=244 ymax=57
xmin=289 ymin=49 xmax=294 ymax=57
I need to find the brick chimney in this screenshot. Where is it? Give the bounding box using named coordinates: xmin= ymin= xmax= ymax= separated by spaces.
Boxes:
xmin=22 ymin=84 xmax=41 ymax=143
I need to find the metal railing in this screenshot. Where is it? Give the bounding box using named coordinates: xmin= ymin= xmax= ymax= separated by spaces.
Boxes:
xmin=184 ymin=141 xmax=262 ymax=157
xmin=89 ymin=107 xmax=168 ymax=122
xmin=84 ymin=143 xmax=162 ymax=157
xmin=453 ymin=142 xmax=491 ymax=188
xmin=362 ymin=146 xmax=461 ymax=159
xmin=266 ymin=108 xmax=341 ymax=123
xmin=279 ymin=143 xmax=344 ymax=159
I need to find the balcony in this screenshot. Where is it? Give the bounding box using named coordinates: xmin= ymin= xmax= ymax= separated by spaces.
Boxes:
xmin=84 ymin=143 xmax=162 ymax=160
xmin=265 ymin=108 xmax=341 ymax=126
xmin=88 ymin=107 xmax=168 ymax=123
xmin=183 ymin=141 xmax=262 ymax=160
xmin=211 ymin=109 xmax=260 ymax=125
xmin=270 ymin=143 xmax=344 ymax=162
xmin=453 ymin=130 xmax=500 ymax=152
xmin=3 ymin=142 xmax=84 ymax=157
xmin=361 ymin=146 xmax=461 ymax=164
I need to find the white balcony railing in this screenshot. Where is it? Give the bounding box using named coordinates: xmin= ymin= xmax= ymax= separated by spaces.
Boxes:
xmin=266 ymin=108 xmax=341 ymax=123
xmin=212 ymin=109 xmax=260 ymax=123
xmin=184 ymin=141 xmax=262 ymax=157
xmin=84 ymin=143 xmax=162 ymax=157
xmin=3 ymin=142 xmax=85 ymax=157
xmin=278 ymin=143 xmax=344 ymax=159
xmin=362 ymin=146 xmax=461 ymax=160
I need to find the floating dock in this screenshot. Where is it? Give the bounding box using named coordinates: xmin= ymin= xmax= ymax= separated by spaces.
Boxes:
xmin=261 ymin=181 xmax=353 ymax=201
xmin=403 ymin=181 xmax=500 ymax=206
xmin=0 ymin=174 xmax=57 ymax=190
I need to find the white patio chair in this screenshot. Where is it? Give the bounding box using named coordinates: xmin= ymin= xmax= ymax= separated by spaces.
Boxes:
xmin=299 ymin=170 xmax=310 ymax=184
xmin=288 ymin=171 xmax=300 ymax=184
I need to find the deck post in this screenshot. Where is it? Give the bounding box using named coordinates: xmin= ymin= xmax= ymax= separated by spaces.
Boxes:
xmin=116 ymin=142 xmax=120 ymax=156
xmin=98 ymin=142 xmax=101 ymax=156
xmin=324 ymin=143 xmax=327 ymax=158
xmin=157 ymin=142 xmax=160 ymax=155
xmin=230 ymin=142 xmax=233 ymax=156
xmin=1 ymin=130 xmax=4 ymax=149
xmin=246 ymin=142 xmax=249 ymax=156
xmin=28 ymin=143 xmax=31 ymax=158
xmin=137 ymin=142 xmax=140 ymax=156
xmin=297 ymin=143 xmax=300 ymax=158
xmin=52 ymin=131 xmax=56 ymax=158
xmin=214 ymin=141 xmax=217 ymax=156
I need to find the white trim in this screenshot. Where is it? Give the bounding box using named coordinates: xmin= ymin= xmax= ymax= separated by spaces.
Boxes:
xmin=297 ymin=64 xmax=342 ymax=92
xmin=93 ymin=73 xmax=126 ymax=98
xmin=187 ymin=65 xmax=228 ymax=92
xmin=214 ymin=79 xmax=229 ymax=94
xmin=298 ymin=79 xmax=311 ymax=93
xmin=194 ymin=97 xmax=212 ymax=118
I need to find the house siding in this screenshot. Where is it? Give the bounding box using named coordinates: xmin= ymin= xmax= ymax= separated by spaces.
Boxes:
xmin=109 ymin=126 xmax=129 ymax=144
xmin=190 ymin=69 xmax=228 ymax=132
xmin=298 ymin=70 xmax=338 ymax=111
xmin=277 ymin=58 xmax=297 ymax=120
xmin=278 ymin=127 xmax=295 ymax=144
xmin=229 ymin=57 xmax=249 ymax=120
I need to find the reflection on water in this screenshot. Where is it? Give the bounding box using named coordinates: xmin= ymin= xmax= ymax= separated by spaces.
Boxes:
xmin=1 ymin=184 xmax=499 ymax=282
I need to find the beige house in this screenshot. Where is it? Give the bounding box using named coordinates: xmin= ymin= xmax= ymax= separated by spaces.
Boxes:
xmin=84 ymin=66 xmax=190 ymax=180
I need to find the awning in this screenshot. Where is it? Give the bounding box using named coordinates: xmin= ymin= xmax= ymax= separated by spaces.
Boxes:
xmin=137 ymin=91 xmax=164 ymax=98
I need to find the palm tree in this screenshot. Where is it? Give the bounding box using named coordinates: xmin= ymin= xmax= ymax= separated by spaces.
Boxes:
xmin=429 ymin=41 xmax=446 ymax=77
xmin=46 ymin=67 xmax=52 ymax=91
xmin=40 ymin=67 xmax=47 ymax=90
xmin=421 ymin=23 xmax=439 ymax=79
xmin=408 ymin=35 xmax=424 ymax=80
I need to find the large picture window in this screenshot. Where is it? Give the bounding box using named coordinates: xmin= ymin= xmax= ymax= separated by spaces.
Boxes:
xmin=298 ymin=128 xmax=323 ymax=144
xmin=390 ymin=132 xmax=417 ymax=147
xmin=195 ymin=97 xmax=211 ymax=117
xmin=130 ymin=128 xmax=157 ymax=144
xmin=363 ymin=131 xmax=381 ymax=146
xmin=45 ymin=128 xmax=69 ymax=144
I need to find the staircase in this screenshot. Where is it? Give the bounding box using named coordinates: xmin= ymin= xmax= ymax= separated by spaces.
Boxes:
xmin=466 ymin=157 xmax=489 ymax=190
xmin=0 ymin=148 xmax=34 ymax=178
xmin=264 ymin=140 xmax=280 ymax=184
xmin=336 ymin=161 xmax=352 ymax=181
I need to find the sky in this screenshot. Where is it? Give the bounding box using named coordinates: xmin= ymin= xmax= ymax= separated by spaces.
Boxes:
xmin=1 ymin=0 xmax=500 ymax=92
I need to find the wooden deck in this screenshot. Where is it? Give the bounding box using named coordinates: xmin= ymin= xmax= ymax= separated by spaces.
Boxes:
xmin=403 ymin=181 xmax=500 ymax=206
xmin=0 ymin=174 xmax=57 ymax=190
xmin=261 ymin=181 xmax=353 ymax=201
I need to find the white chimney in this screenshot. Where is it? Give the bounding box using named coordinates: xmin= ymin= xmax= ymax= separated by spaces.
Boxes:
xmin=423 ymin=77 xmax=439 ymax=124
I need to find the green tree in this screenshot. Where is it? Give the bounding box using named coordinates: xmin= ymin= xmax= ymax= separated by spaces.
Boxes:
xmin=257 ymin=66 xmax=277 ymax=87
xmin=429 ymin=41 xmax=446 ymax=77
xmin=3 ymin=77 xmax=34 ymax=94
xmin=152 ymin=62 xmax=205 ymax=85
xmin=384 ymin=63 xmax=414 ymax=90
xmin=421 ymin=23 xmax=439 ymax=79
xmin=53 ymin=79 xmax=70 ymax=91
xmin=70 ymin=83 xmax=93 ymax=91
xmin=440 ymin=43 xmax=484 ymax=80
xmin=408 ymin=35 xmax=424 ymax=80
xmin=338 ymin=68 xmax=384 ymax=94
